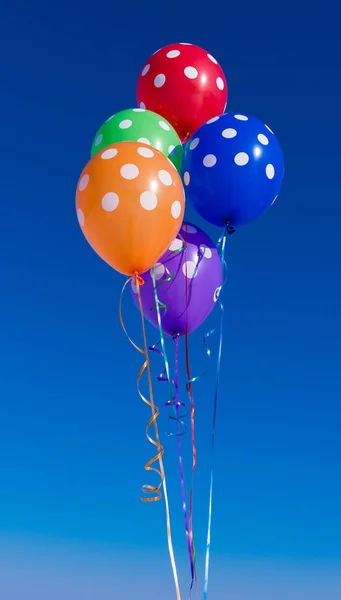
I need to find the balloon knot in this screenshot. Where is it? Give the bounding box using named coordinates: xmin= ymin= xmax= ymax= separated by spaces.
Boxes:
xmin=133 ymin=272 xmax=144 ymax=287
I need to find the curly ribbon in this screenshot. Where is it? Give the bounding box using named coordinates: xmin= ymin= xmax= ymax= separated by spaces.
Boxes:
xmin=184 ymin=264 xmax=198 ymax=595
xmin=203 ymin=228 xmax=229 ymax=600
xmin=166 ymin=336 xmax=187 ymax=437
xmin=183 ymin=242 xmax=213 ymax=596
xmin=149 ymin=339 xmax=187 ymax=437
xmin=119 ymin=274 xmax=181 ymax=600
xmin=150 ymin=266 xmax=195 ymax=598
xmin=148 ymin=235 xmax=188 ymax=438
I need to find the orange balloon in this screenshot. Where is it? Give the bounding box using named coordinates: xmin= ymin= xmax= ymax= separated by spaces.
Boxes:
xmin=76 ymin=141 xmax=185 ymax=276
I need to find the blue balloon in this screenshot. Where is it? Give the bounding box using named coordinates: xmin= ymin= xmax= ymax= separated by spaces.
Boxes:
xmin=182 ymin=112 xmax=284 ymax=229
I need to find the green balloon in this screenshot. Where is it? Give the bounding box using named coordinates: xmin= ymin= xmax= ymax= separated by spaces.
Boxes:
xmin=91 ymin=108 xmax=183 ymax=172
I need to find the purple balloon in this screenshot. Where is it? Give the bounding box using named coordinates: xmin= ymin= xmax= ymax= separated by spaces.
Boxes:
xmin=130 ymin=221 xmax=223 ymax=336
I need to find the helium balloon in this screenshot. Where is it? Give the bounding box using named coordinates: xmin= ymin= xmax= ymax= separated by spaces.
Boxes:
xmin=182 ymin=112 xmax=284 ymax=229
xmin=137 ymin=43 xmax=227 ymax=143
xmin=130 ymin=222 xmax=223 ymax=336
xmin=91 ymin=108 xmax=183 ymax=172
xmin=76 ymin=141 xmax=185 ymax=276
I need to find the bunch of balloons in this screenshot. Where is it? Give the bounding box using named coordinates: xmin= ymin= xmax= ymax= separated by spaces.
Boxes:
xmin=75 ymin=41 xmax=284 ymax=600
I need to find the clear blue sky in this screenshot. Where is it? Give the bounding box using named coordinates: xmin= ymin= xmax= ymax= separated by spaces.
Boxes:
xmin=1 ymin=0 xmax=341 ymax=598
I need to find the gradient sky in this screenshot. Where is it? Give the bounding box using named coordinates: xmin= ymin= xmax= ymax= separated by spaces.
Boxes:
xmin=1 ymin=0 xmax=341 ymax=598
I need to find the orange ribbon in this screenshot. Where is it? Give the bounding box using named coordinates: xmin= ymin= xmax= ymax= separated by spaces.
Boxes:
xmin=119 ymin=274 xmax=182 ymax=599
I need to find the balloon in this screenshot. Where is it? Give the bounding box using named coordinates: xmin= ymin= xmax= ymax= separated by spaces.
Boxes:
xmin=136 ymin=43 xmax=227 ymax=143
xmin=182 ymin=112 xmax=284 ymax=229
xmin=76 ymin=141 xmax=185 ymax=276
xmin=91 ymin=108 xmax=183 ymax=172
xmin=130 ymin=221 xmax=223 ymax=336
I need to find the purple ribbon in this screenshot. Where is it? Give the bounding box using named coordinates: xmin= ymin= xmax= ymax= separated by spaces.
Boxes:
xmin=149 ymin=335 xmax=195 ymax=596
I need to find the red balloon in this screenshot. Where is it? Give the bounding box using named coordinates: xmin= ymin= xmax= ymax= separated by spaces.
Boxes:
xmin=136 ymin=43 xmax=228 ymax=142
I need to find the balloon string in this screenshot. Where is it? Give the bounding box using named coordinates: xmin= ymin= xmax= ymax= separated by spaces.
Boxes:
xmin=185 ymin=267 xmax=198 ymax=595
xmin=203 ymin=229 xmax=228 ymax=600
xmin=150 ymin=267 xmax=195 ymax=595
xmin=119 ymin=275 xmax=181 ymax=600
xmin=149 ymin=340 xmax=187 ymax=436
xmin=119 ymin=275 xmax=163 ymax=500
xmin=174 ymin=333 xmax=195 ymax=597
xmin=149 ymin=235 xmax=188 ymax=437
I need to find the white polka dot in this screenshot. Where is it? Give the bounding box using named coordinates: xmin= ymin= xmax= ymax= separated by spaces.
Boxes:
xmin=138 ymin=147 xmax=154 ymax=158
xmin=234 ymin=152 xmax=249 ymax=166
xmin=207 ymin=53 xmax=218 ymax=64
xmin=119 ymin=119 xmax=132 ymax=129
xmin=140 ymin=102 xmax=146 ymax=109
xmin=171 ymin=201 xmax=181 ymax=218
xmin=183 ymin=261 xmax=198 ymax=279
xmin=168 ymin=145 xmax=175 ymax=154
xmin=102 ymin=192 xmax=119 ymax=211
xmin=203 ymin=154 xmax=217 ymax=167
xmin=265 ymin=124 xmax=274 ymax=134
xmin=153 ymin=262 xmax=165 ymax=280
xmin=94 ymin=134 xmax=103 ymax=146
xmin=78 ymin=174 xmax=89 ymax=191
xmin=222 ymin=128 xmax=237 ymax=138
xmin=200 ymin=244 xmax=212 ymax=259
xmin=159 ymin=120 xmax=170 ymax=131
xmin=179 ymin=42 xmax=192 ymax=45
xmin=169 ymin=238 xmax=183 ymax=252
xmin=142 ymin=64 xmax=150 ymax=76
xmin=216 ymin=77 xmax=224 ymax=90
xmin=182 ymin=224 xmax=197 ymax=234
xmin=120 ymin=164 xmax=139 ymax=179
xmin=184 ymin=66 xmax=198 ymax=79
xmin=140 ymin=190 xmax=158 ymax=210
xmin=271 ymin=195 xmax=278 ymax=206
xmin=207 ymin=117 xmax=220 ymax=124
xmin=189 ymin=137 xmax=200 ymax=150
xmin=257 ymin=134 xmax=269 ymax=145
xmin=105 ymin=114 xmax=115 ymax=122
xmin=77 ymin=208 xmax=85 ymax=227
xmin=138 ymin=137 xmax=151 ymax=145
xmin=158 ymin=170 xmax=172 ymax=186
xmin=266 ymin=164 xmax=275 ymax=179
xmin=101 ymin=148 xmax=118 ymax=160
xmin=167 ymin=50 xmax=180 ymax=58
xmin=183 ymin=171 xmax=190 ymax=186
xmin=133 ymin=108 xmax=145 ymax=112
xmin=234 ymin=114 xmax=248 ymax=121
xmin=131 ymin=281 xmax=138 ymax=294
xmin=154 ymin=74 xmax=166 ymax=88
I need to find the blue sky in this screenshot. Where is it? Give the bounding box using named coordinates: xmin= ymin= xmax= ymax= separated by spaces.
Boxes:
xmin=2 ymin=536 xmax=341 ymax=600
xmin=1 ymin=0 xmax=341 ymax=597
